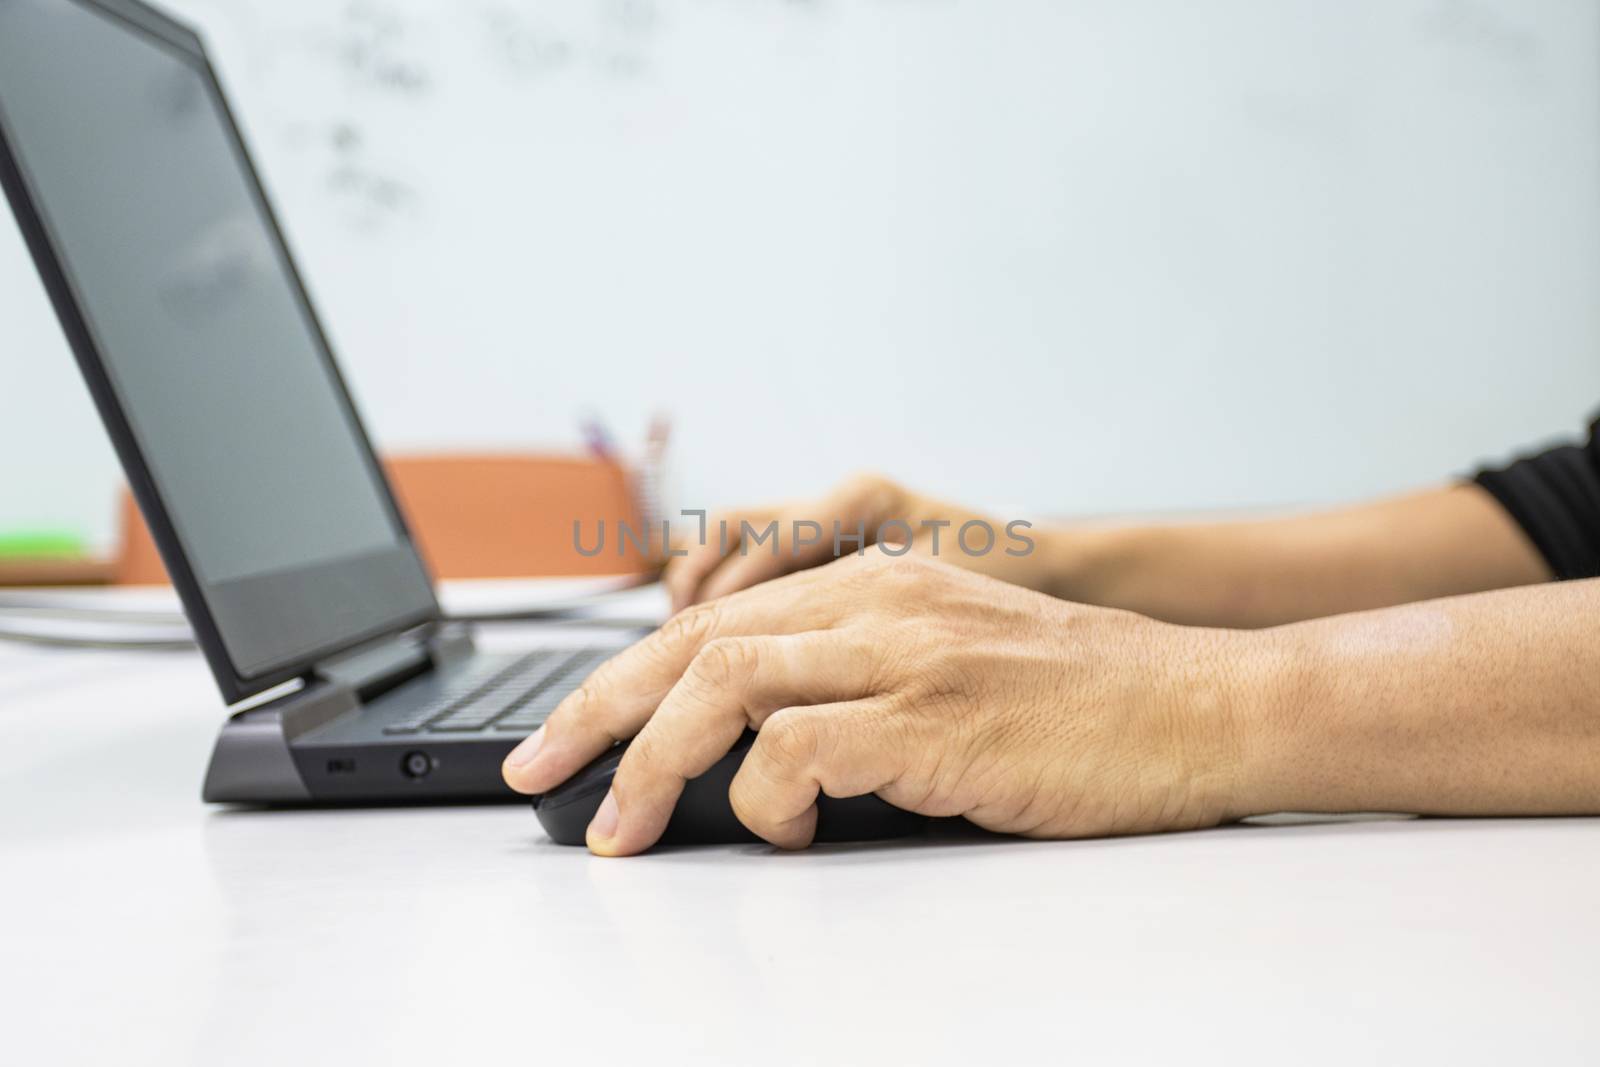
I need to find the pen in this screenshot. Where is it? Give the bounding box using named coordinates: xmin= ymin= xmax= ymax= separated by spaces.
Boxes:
xmin=580 ymin=414 xmax=616 ymax=462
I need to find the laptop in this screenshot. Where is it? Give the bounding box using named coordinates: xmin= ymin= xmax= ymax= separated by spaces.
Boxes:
xmin=0 ymin=0 xmax=636 ymax=803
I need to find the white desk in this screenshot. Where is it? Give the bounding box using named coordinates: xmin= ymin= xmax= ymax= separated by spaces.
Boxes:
xmin=2 ymin=617 xmax=1597 ymax=1066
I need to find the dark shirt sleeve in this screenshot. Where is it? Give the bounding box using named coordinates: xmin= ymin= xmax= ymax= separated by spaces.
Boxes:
xmin=1474 ymin=413 xmax=1600 ymax=580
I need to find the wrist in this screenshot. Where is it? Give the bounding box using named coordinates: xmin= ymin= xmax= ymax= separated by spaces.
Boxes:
xmin=1044 ymin=524 xmax=1146 ymax=605
xmin=1216 ymin=625 xmax=1311 ymax=821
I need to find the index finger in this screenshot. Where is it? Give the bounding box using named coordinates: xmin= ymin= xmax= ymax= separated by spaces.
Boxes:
xmin=501 ymin=561 xmax=848 ymax=794
xmin=589 ymin=630 xmax=879 ymax=854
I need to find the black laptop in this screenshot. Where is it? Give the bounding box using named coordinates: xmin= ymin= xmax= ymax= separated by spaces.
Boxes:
xmin=0 ymin=0 xmax=635 ymax=802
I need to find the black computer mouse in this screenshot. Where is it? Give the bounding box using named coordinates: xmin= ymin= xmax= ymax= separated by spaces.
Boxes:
xmin=532 ymin=729 xmax=929 ymax=847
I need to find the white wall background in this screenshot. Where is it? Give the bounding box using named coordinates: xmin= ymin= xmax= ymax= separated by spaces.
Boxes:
xmin=4 ymin=0 xmax=1600 ymax=553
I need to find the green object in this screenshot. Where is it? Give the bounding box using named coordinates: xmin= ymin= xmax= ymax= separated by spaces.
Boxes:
xmin=0 ymin=530 xmax=88 ymax=559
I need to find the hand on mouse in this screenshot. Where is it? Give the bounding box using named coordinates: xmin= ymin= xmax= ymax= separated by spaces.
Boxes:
xmin=661 ymin=473 xmax=1065 ymax=612
xmin=503 ymin=552 xmax=1285 ymax=856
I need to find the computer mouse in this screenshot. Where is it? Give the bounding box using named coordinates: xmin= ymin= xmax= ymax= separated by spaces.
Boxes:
xmin=532 ymin=729 xmax=930 ymax=847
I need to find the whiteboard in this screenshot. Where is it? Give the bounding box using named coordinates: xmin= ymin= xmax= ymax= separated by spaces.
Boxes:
xmin=3 ymin=0 xmax=1598 ymax=550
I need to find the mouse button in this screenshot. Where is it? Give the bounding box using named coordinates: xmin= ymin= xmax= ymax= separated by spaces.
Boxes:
xmin=529 ymin=757 xmax=619 ymax=812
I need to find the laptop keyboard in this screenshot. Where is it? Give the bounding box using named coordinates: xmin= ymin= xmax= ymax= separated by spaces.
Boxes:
xmin=381 ymin=647 xmax=612 ymax=736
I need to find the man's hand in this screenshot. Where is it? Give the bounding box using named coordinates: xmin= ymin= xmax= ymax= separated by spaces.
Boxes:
xmin=665 ymin=477 xmax=1552 ymax=630
xmin=503 ymin=552 xmax=1277 ymax=856
xmin=662 ymin=473 xmax=1062 ymax=612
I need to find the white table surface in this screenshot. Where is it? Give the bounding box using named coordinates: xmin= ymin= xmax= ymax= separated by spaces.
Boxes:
xmin=2 ymin=600 xmax=1597 ymax=1066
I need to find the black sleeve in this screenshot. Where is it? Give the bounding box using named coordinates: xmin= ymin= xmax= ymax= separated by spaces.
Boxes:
xmin=1473 ymin=413 xmax=1600 ymax=580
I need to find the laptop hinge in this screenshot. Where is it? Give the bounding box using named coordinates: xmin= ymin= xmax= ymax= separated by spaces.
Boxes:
xmin=312 ymin=630 xmax=432 ymax=701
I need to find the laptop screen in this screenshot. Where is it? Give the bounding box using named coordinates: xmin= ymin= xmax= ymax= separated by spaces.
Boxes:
xmin=0 ymin=0 xmax=437 ymax=694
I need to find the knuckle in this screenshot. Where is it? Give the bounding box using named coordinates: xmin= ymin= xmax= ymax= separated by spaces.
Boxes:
xmin=860 ymin=546 xmax=899 ymax=570
xmin=551 ymin=679 xmax=596 ymax=726
xmin=894 ymin=549 xmax=938 ymax=574
xmin=889 ymin=551 xmax=942 ymax=587
xmin=567 ymin=678 xmax=598 ymax=715
xmin=563 ymin=679 xmax=622 ymax=733
xmin=843 ymin=470 xmax=887 ymax=495
xmin=842 ymin=471 xmax=901 ymax=515
xmin=760 ymin=713 xmax=819 ymax=769
xmin=689 ymin=637 xmax=757 ymax=691
xmin=621 ymin=728 xmax=662 ymax=771
xmin=659 ymin=601 xmax=720 ymax=649
xmin=547 ymin=678 xmax=622 ymax=743
xmin=850 ymin=547 xmax=937 ymax=592
xmin=840 ymin=548 xmax=897 ymax=581
xmin=843 ymin=469 xmax=897 ymax=497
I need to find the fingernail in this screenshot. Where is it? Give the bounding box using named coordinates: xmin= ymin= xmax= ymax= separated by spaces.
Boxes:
xmin=504 ymin=726 xmax=544 ymax=768
xmin=588 ymin=789 xmax=619 ymax=841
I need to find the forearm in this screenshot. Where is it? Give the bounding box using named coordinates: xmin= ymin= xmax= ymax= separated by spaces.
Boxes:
xmin=1231 ymin=578 xmax=1600 ymax=818
xmin=1043 ymin=484 xmax=1550 ymax=627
